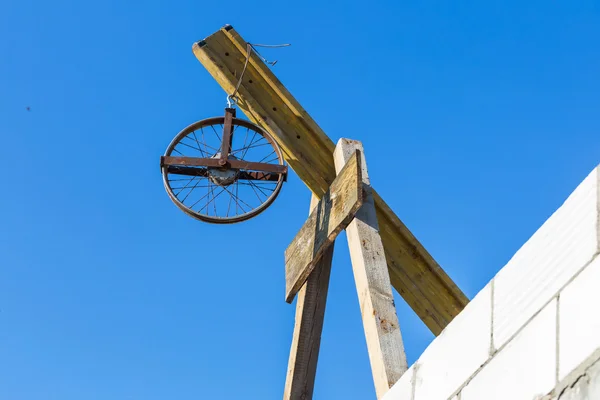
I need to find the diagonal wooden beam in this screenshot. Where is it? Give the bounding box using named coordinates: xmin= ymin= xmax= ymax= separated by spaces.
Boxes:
xmin=285 ymin=150 xmax=363 ymax=303
xmin=192 ymin=25 xmax=468 ymax=335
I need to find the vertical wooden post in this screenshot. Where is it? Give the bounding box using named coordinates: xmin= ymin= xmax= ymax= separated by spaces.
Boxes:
xmin=333 ymin=138 xmax=408 ymax=399
xmin=283 ymin=195 xmax=333 ymax=400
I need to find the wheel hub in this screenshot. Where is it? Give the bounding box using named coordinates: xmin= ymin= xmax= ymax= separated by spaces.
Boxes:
xmin=208 ymin=153 xmax=238 ymax=186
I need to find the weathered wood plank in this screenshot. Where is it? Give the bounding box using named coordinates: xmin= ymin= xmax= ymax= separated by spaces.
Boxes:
xmin=285 ymin=150 xmax=363 ymax=303
xmin=334 ymin=139 xmax=408 ymax=398
xmin=192 ymin=25 xmax=468 ymax=335
xmin=283 ymin=195 xmax=333 ymax=400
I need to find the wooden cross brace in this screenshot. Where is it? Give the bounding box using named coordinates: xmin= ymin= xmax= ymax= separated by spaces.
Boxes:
xmin=284 ymin=139 xmax=408 ymax=400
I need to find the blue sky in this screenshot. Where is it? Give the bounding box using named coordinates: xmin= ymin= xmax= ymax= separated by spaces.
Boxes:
xmin=1 ymin=1 xmax=599 ymax=399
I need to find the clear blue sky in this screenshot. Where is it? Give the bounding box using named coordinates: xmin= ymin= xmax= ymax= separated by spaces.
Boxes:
xmin=1 ymin=1 xmax=599 ymax=399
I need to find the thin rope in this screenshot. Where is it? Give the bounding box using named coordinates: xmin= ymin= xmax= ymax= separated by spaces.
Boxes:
xmin=251 ymin=43 xmax=292 ymax=48
xmin=227 ymin=42 xmax=290 ymax=107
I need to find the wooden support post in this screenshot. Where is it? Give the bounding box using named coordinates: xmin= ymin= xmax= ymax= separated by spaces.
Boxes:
xmin=333 ymin=139 xmax=408 ymax=399
xmin=283 ymin=194 xmax=333 ymax=400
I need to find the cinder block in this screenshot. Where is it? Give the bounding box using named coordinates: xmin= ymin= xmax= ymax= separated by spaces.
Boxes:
xmin=493 ymin=166 xmax=599 ymax=349
xmin=559 ymin=255 xmax=600 ymax=380
xmin=412 ymin=284 xmax=492 ymax=400
xmin=462 ymin=300 xmax=557 ymax=400
xmin=382 ymin=365 xmax=414 ymax=400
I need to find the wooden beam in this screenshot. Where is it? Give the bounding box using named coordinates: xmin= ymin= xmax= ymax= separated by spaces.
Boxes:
xmin=334 ymin=138 xmax=408 ymax=398
xmin=192 ymin=25 xmax=468 ymax=335
xmin=285 ymin=150 xmax=363 ymax=303
xmin=283 ymin=195 xmax=333 ymax=400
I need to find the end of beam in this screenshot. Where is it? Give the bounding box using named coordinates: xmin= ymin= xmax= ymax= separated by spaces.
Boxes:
xmin=194 ymin=24 xmax=233 ymax=49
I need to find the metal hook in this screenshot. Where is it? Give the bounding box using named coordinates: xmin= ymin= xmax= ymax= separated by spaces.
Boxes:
xmin=226 ymin=95 xmax=238 ymax=108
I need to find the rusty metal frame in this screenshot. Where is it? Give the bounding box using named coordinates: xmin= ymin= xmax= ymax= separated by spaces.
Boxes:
xmin=161 ymin=156 xmax=288 ymax=175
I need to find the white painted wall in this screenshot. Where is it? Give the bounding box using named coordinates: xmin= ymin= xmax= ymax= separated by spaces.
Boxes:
xmin=383 ymin=165 xmax=600 ymax=400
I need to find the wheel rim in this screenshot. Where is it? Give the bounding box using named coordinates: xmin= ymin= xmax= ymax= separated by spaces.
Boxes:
xmin=161 ymin=116 xmax=285 ymax=224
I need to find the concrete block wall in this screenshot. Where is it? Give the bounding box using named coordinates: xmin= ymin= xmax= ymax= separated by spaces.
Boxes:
xmin=383 ymin=165 xmax=600 ymax=400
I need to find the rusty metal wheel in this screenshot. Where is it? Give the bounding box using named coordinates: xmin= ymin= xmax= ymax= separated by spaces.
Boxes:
xmin=160 ymin=109 xmax=287 ymax=224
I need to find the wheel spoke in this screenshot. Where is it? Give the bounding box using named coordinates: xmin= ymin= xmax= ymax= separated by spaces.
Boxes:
xmin=226 ymin=191 xmax=233 ymax=217
xmin=210 ymin=124 xmax=222 ymax=142
xmin=191 ymin=131 xmax=207 ymax=157
xmin=256 ymin=149 xmax=277 ymax=163
xmin=171 ymin=184 xmax=210 ymax=190
xmin=173 ymin=176 xmax=197 ymax=196
xmin=181 ymin=177 xmax=205 ymax=202
xmin=247 ymin=180 xmax=263 ymax=202
xmin=169 ymin=177 xmax=199 ymax=182
xmin=230 ymin=141 xmax=271 ymax=155
xmin=206 ymin=180 xmax=214 ymax=215
xmin=176 ymin=140 xmax=204 ymax=153
xmin=262 ymin=156 xmax=280 ymax=164
xmin=221 ymin=185 xmax=253 ymax=212
xmin=188 ymin=182 xmax=215 ymax=209
xmin=241 ymin=127 xmax=249 ymax=154
xmin=198 ymin=186 xmax=227 ymax=213
xmin=213 ymin=183 xmax=218 ymax=216
xmin=238 ymin=181 xmax=277 ymax=191
xmin=235 ymin=180 xmax=240 ymax=214
xmin=200 ymin=127 xmax=218 ymax=153
xmin=249 ymin=181 xmax=272 ymax=198
xmin=241 ymin=131 xmax=258 ymax=160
